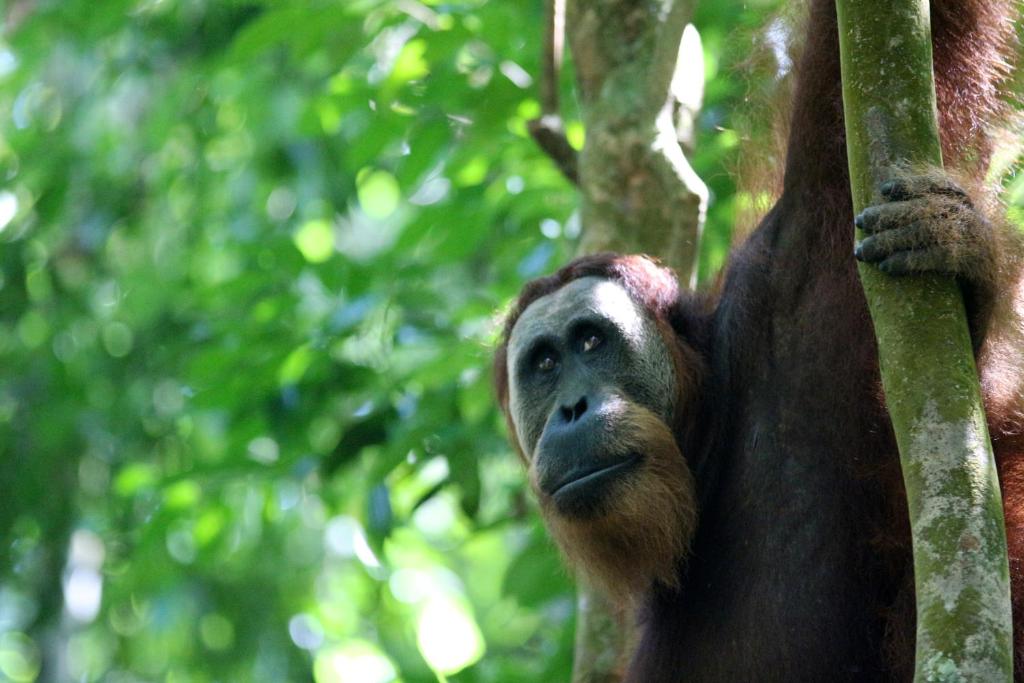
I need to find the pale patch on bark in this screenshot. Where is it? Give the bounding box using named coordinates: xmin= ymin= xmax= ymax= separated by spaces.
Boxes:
xmin=906 ymin=400 xmax=1010 ymax=681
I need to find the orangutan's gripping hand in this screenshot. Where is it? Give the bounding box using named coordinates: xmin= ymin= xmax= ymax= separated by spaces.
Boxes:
xmin=853 ymin=171 xmax=997 ymax=287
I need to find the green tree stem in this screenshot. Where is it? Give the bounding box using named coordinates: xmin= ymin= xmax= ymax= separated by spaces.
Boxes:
xmin=835 ymin=0 xmax=1012 ymax=679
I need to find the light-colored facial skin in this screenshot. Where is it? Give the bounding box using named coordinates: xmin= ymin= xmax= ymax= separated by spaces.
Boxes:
xmin=506 ymin=277 xmax=678 ymax=462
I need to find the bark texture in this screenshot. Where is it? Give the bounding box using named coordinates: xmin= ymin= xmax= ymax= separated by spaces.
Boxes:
xmin=835 ymin=0 xmax=1012 ymax=679
xmin=566 ymin=0 xmax=706 ymax=288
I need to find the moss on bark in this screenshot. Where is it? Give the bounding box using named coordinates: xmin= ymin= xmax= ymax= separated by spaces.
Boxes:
xmin=835 ymin=0 xmax=1012 ymax=678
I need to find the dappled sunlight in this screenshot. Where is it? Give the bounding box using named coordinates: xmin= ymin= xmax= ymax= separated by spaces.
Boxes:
xmin=314 ymin=640 xmax=396 ymax=683
xmin=63 ymin=531 xmax=104 ymax=624
xmin=416 ymin=595 xmax=486 ymax=675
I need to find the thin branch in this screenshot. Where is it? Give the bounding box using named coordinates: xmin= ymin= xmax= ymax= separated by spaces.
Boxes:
xmin=646 ymin=0 xmax=698 ymax=112
xmin=528 ymin=115 xmax=579 ymax=184
xmin=531 ymin=0 xmax=579 ymax=185
xmin=540 ymin=0 xmax=566 ymax=116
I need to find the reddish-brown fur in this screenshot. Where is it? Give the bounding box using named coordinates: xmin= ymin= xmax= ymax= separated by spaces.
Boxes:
xmin=495 ymin=0 xmax=1024 ymax=679
xmin=538 ymin=400 xmax=698 ymax=598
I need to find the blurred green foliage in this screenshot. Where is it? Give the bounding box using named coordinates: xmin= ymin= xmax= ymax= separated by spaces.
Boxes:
xmin=0 ymin=0 xmax=855 ymax=681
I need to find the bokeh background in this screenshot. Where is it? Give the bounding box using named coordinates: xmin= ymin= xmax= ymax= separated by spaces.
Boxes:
xmin=4 ymin=1 xmax=1023 ymax=682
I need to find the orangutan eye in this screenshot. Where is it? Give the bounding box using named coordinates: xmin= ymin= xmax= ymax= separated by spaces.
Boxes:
xmin=537 ymin=353 xmax=558 ymax=372
xmin=582 ymin=333 xmax=602 ymax=353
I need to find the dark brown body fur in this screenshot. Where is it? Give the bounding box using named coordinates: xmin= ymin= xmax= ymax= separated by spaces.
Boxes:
xmin=496 ymin=0 xmax=1024 ymax=680
xmin=630 ymin=1 xmax=1024 ymax=680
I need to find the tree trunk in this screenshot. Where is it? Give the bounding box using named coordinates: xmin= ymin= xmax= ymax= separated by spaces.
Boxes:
xmin=835 ymin=1 xmax=1013 ymax=679
xmin=567 ymin=0 xmax=706 ymax=287
xmin=529 ymin=1 xmax=707 ymax=680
